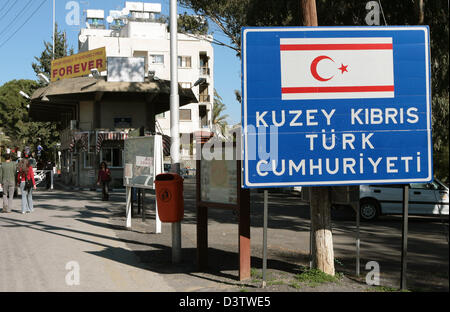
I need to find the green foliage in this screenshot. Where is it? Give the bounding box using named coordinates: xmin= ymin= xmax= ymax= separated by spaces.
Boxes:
xmin=213 ymin=89 xmax=229 ymax=136
xmin=157 ymin=12 xmax=209 ymax=36
xmin=0 ymin=25 xmax=72 ymax=158
xmin=31 ymin=23 xmax=74 ymax=77
xmin=294 ymin=268 xmax=343 ymax=287
xmin=179 ymin=0 xmax=302 ymax=55
xmin=0 ymin=80 xmax=59 ymax=158
xmin=178 ymin=13 xmax=209 ymax=35
xmin=371 ymin=285 xmax=410 ymax=292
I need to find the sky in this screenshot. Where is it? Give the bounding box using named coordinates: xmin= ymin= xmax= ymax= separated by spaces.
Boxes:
xmin=0 ymin=0 xmax=242 ymax=125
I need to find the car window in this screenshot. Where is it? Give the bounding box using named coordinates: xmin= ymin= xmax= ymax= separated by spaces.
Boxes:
xmin=369 ymin=184 xmax=403 ymax=188
xmin=410 ymin=183 xmax=429 ymax=189
xmin=428 ymin=181 xmax=441 ymax=190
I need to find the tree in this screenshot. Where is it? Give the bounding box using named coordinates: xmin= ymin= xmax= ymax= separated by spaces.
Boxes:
xmin=179 ymin=0 xmax=302 ymax=55
xmin=0 ymin=79 xmax=59 ymax=158
xmin=32 ymin=23 xmax=74 ymax=78
xmin=212 ymin=89 xmax=229 ymax=137
xmin=178 ymin=13 xmax=209 ymax=35
xmin=0 ymin=24 xmax=75 ymax=159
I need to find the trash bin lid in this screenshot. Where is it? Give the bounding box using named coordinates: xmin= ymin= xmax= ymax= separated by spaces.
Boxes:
xmin=155 ymin=173 xmax=182 ymax=181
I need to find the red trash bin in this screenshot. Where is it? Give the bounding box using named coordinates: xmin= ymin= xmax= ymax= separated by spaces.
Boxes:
xmin=155 ymin=173 xmax=184 ymax=222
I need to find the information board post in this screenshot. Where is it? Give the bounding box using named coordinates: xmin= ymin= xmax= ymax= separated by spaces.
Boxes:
xmin=196 ymin=142 xmax=251 ymax=281
xmin=126 ymin=186 xmax=132 ymax=228
xmin=123 ymin=136 xmax=163 ymax=232
xmin=238 ymin=160 xmax=251 ymax=281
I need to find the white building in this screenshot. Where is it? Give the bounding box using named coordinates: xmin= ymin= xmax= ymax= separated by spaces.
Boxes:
xmin=78 ymin=2 xmax=214 ymax=166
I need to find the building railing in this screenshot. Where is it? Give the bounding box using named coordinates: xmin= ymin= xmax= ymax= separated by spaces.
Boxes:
xmin=199 ymin=66 xmax=210 ymax=76
xmin=199 ymin=94 xmax=210 ymax=103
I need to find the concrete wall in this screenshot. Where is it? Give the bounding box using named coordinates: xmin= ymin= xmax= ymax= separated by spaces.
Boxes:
xmin=99 ymin=100 xmax=146 ymax=129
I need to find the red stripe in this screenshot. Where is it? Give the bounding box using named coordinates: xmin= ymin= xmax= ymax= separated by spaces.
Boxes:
xmin=282 ymin=85 xmax=395 ymax=94
xmin=280 ymin=43 xmax=393 ymax=51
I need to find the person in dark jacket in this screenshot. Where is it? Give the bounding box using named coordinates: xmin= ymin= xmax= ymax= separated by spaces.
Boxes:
xmin=97 ymin=162 xmax=111 ymax=201
xmin=0 ymin=153 xmax=17 ymax=213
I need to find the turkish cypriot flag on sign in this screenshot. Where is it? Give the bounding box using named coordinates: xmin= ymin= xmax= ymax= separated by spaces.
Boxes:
xmin=280 ymin=37 xmax=394 ymax=100
xmin=51 ymin=47 xmax=107 ymax=82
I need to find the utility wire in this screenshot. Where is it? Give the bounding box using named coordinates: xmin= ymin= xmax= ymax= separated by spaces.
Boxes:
xmin=0 ymin=0 xmax=17 ymax=22
xmin=378 ymin=0 xmax=388 ymax=26
xmin=0 ymin=0 xmax=48 ymax=49
xmin=0 ymin=0 xmax=35 ymax=39
xmin=0 ymin=0 xmax=13 ymax=14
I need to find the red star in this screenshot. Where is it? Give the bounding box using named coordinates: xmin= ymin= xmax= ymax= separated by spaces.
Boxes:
xmin=338 ymin=64 xmax=348 ymax=74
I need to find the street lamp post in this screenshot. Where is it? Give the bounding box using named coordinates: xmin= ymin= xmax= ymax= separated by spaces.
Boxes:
xmin=170 ymin=0 xmax=182 ymax=264
xmin=52 ymin=0 xmax=55 ymax=60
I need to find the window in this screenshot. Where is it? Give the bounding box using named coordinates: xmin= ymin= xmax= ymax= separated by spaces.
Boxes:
xmin=84 ymin=148 xmax=95 ymax=168
xmin=150 ymin=54 xmax=164 ymax=64
xmin=180 ymin=109 xmax=192 ymax=121
xmin=178 ymin=56 xmax=191 ymax=68
xmin=156 ymin=112 xmax=166 ymax=118
xmin=410 ymin=183 xmax=430 ymax=189
xmin=100 ymin=147 xmax=123 ymax=168
xmin=180 ymin=82 xmax=192 ymax=89
xmin=133 ymin=51 xmax=148 ymax=73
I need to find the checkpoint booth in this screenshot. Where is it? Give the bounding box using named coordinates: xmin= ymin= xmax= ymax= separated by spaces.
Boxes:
xmin=29 ymin=76 xmax=196 ymax=188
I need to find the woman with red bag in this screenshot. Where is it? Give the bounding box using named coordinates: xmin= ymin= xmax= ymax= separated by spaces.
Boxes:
xmin=17 ymin=159 xmax=36 ymax=214
xmin=97 ymin=161 xmax=111 ymax=201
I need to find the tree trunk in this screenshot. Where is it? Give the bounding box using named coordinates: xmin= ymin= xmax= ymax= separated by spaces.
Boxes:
xmin=302 ymin=0 xmax=335 ymax=276
xmin=415 ymin=0 xmax=425 ymax=25
xmin=301 ymin=0 xmax=318 ymax=26
xmin=310 ymin=187 xmax=335 ymax=275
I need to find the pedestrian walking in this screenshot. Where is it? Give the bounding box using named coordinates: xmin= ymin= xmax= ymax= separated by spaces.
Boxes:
xmin=0 ymin=153 xmax=17 ymax=213
xmin=97 ymin=161 xmax=111 ymax=201
xmin=17 ymin=158 xmax=36 ymax=214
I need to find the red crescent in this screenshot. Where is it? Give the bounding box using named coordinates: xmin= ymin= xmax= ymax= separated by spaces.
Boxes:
xmin=310 ymin=55 xmax=335 ymax=82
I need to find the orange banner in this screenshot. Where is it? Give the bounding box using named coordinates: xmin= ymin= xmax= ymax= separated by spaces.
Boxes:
xmin=51 ymin=47 xmax=107 ymax=82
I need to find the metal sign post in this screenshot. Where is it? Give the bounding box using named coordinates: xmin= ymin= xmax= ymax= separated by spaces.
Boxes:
xmin=126 ymin=186 xmax=132 ymax=228
xmin=262 ymin=190 xmax=268 ymax=288
xmin=356 ymin=201 xmax=360 ymax=277
xmin=400 ymin=184 xmax=409 ymax=290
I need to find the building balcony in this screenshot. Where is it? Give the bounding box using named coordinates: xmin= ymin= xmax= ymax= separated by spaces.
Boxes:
xmin=199 ymin=94 xmax=210 ymax=103
xmin=199 ymin=66 xmax=210 ymax=77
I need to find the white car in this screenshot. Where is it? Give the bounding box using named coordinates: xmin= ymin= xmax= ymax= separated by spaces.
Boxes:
xmin=359 ymin=179 xmax=449 ymax=221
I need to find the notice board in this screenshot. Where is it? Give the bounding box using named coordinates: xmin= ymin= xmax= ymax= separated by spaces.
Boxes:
xmin=200 ymin=151 xmax=238 ymax=205
xmin=124 ymin=136 xmax=158 ymax=189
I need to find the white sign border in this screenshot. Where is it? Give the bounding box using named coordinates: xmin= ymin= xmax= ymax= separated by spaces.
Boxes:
xmin=242 ymin=26 xmax=432 ymax=188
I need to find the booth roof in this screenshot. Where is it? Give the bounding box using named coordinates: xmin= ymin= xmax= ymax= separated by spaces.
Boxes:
xmin=30 ymin=77 xmax=198 ymax=122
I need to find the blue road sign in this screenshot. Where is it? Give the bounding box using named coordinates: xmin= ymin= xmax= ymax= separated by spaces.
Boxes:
xmin=242 ymin=26 xmax=432 ymax=188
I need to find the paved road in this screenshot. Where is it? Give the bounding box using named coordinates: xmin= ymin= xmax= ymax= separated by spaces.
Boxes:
xmin=0 ymin=189 xmax=174 ymax=292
